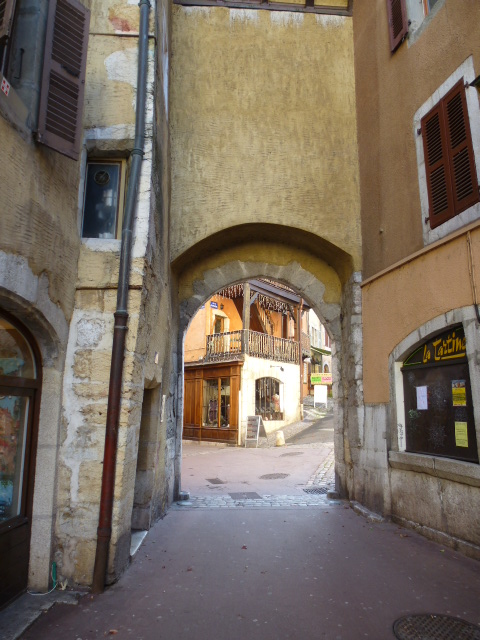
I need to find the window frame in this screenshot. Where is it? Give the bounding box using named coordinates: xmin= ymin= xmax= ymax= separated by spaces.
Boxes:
xmin=255 ymin=377 xmax=283 ymax=422
xmin=421 ymin=80 xmax=479 ymax=230
xmin=0 ymin=0 xmax=89 ymax=159
xmin=81 ymin=159 xmax=127 ymax=241
xmin=414 ymin=58 xmax=480 ymax=246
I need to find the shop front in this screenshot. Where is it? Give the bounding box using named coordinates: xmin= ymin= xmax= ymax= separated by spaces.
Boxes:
xmin=183 ymin=362 xmax=242 ymax=444
xmin=0 ymin=312 xmax=41 ymax=608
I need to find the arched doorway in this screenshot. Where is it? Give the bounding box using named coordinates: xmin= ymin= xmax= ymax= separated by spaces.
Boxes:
xmin=0 ymin=312 xmax=41 ymax=608
xmin=173 ymin=242 xmax=364 ymax=502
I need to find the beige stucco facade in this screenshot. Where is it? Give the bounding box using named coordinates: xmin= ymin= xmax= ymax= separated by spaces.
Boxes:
xmin=354 ymin=0 xmax=480 ymax=557
xmin=170 ymin=6 xmax=361 ymax=276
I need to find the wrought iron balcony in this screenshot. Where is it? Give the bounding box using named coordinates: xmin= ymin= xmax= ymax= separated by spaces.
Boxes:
xmin=204 ymin=330 xmax=299 ymax=364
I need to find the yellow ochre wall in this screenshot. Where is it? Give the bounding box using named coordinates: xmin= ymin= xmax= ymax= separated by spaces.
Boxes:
xmin=170 ymin=6 xmax=361 ymax=272
xmin=354 ymin=0 xmax=480 ymax=404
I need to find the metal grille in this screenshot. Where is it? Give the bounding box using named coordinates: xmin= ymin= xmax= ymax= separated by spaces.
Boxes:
xmin=303 ymin=487 xmax=328 ymax=495
xmin=393 ymin=614 xmax=480 ymax=640
xmin=259 ymin=473 xmax=289 ymax=480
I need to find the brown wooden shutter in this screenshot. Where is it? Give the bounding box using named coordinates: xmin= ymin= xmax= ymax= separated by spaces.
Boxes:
xmin=0 ymin=0 xmax=16 ymax=40
xmin=386 ymin=0 xmax=408 ymax=53
xmin=421 ymin=103 xmax=454 ymax=229
xmin=444 ymin=81 xmax=479 ymax=216
xmin=422 ymin=80 xmax=479 ymax=229
xmin=36 ymin=0 xmax=90 ymax=160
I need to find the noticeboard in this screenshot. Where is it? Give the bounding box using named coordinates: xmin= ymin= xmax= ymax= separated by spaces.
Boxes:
xmin=245 ymin=416 xmax=267 ymax=446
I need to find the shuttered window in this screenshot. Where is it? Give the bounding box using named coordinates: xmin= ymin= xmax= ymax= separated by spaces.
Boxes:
xmin=386 ymin=0 xmax=408 ymax=52
xmin=421 ymin=81 xmax=479 ymax=229
xmin=37 ymin=0 xmax=90 ymax=160
xmin=0 ymin=0 xmax=16 ymax=40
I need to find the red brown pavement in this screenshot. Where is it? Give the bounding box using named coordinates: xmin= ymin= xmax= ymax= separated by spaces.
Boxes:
xmin=18 ymin=441 xmax=480 ymax=640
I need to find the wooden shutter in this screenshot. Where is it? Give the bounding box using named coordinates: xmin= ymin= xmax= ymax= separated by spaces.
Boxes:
xmin=421 ymin=103 xmax=454 ymax=228
xmin=444 ymin=81 xmax=479 ymax=215
xmin=386 ymin=0 xmax=408 ymax=53
xmin=0 ymin=0 xmax=16 ymax=40
xmin=422 ymin=81 xmax=479 ymax=229
xmin=36 ymin=0 xmax=90 ymax=160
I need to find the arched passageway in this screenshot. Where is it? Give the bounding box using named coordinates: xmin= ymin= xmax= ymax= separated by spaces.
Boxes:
xmin=170 ymin=225 xmax=364 ymax=504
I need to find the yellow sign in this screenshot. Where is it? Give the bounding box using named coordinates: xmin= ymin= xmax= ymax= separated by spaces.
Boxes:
xmin=452 ymin=380 xmax=466 ymax=406
xmin=311 ymin=373 xmax=332 ymax=385
xmin=422 ymin=329 xmax=466 ymax=364
xmin=455 ymin=422 xmax=468 ymax=448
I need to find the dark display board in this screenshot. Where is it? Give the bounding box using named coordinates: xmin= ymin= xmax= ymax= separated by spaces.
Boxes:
xmin=402 ymin=326 xmax=478 ymax=463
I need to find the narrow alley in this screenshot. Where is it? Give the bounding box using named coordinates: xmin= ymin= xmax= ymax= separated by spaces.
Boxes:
xmin=6 ymin=413 xmax=480 ymax=640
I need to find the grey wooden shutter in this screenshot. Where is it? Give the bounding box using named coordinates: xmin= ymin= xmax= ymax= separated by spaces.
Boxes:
xmin=36 ymin=0 xmax=90 ymax=160
xmin=386 ymin=0 xmax=408 ymax=53
xmin=421 ymin=103 xmax=454 ymax=229
xmin=0 ymin=0 xmax=16 ymax=40
xmin=444 ymin=81 xmax=479 ymax=216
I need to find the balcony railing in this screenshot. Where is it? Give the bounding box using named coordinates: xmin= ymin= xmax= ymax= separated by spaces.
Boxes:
xmin=205 ymin=330 xmax=299 ymax=364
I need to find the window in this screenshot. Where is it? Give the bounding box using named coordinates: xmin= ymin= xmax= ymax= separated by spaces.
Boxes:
xmin=387 ymin=0 xmax=445 ymax=52
xmin=386 ymin=0 xmax=408 ymax=52
xmin=0 ymin=0 xmax=89 ymax=159
xmin=213 ymin=316 xmax=224 ymax=335
xmin=0 ymin=312 xmax=41 ymax=607
xmin=82 ymin=160 xmax=126 ymax=239
xmin=255 ymin=377 xmax=283 ymax=421
xmin=202 ymin=378 xmax=230 ymax=428
xmin=402 ymin=326 xmax=478 ymax=463
xmin=421 ymin=81 xmax=479 ymax=229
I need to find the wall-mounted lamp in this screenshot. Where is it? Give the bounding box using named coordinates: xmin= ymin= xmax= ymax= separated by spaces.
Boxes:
xmin=220 ymin=304 xmax=224 ymax=310
xmin=303 ymin=357 xmax=312 ymax=364
xmin=270 ymin=365 xmax=284 ymax=372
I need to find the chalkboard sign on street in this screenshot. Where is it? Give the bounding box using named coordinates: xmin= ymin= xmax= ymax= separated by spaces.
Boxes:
xmin=245 ymin=416 xmax=267 ymax=446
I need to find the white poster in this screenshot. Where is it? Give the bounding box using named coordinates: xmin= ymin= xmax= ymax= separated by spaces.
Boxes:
xmin=314 ymin=384 xmax=328 ymax=407
xmin=416 ymin=386 xmax=428 ymax=410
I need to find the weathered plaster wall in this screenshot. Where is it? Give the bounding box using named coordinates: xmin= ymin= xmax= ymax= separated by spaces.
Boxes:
xmin=0 ymin=116 xmax=82 ymax=321
xmin=353 ymin=0 xmax=480 ymax=278
xmin=170 ymin=7 xmax=361 ymax=271
xmin=362 ymin=224 xmax=480 ymax=404
xmin=55 ymin=0 xmax=177 ymax=586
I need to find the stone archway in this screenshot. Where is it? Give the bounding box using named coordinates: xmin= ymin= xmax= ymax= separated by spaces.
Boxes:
xmin=171 ymin=242 xmax=363 ymax=504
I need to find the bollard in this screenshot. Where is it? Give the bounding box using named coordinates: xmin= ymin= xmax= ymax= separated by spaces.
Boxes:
xmin=275 ymin=430 xmax=285 ymax=447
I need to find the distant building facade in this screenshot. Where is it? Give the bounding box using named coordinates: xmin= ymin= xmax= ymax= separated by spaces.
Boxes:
xmin=183 ymin=280 xmax=310 ymax=444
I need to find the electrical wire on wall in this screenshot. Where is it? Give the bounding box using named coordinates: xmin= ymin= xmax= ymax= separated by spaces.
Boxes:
xmin=466 ymin=231 xmax=480 ymax=324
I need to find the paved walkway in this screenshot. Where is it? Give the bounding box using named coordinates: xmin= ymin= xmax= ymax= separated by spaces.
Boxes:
xmin=18 ymin=498 xmax=480 ymax=640
xmin=5 ymin=414 xmax=480 ymax=640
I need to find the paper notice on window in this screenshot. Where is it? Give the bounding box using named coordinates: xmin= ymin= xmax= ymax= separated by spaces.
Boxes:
xmin=455 ymin=422 xmax=468 ymax=448
xmin=452 ymin=380 xmax=466 ymax=406
xmin=416 ymin=386 xmax=428 ymax=410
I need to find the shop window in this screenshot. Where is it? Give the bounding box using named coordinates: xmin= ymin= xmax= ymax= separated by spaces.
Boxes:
xmin=0 ymin=0 xmax=89 ymax=159
xmin=402 ymin=325 xmax=479 ymax=463
xmin=82 ymin=160 xmax=126 ymax=239
xmin=0 ymin=312 xmax=41 ymax=607
xmin=255 ymin=377 xmax=283 ymax=421
xmin=202 ymin=377 xmax=230 ymax=428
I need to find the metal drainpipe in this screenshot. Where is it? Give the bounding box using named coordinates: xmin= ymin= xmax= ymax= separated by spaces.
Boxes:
xmin=91 ymin=0 xmax=151 ymax=594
